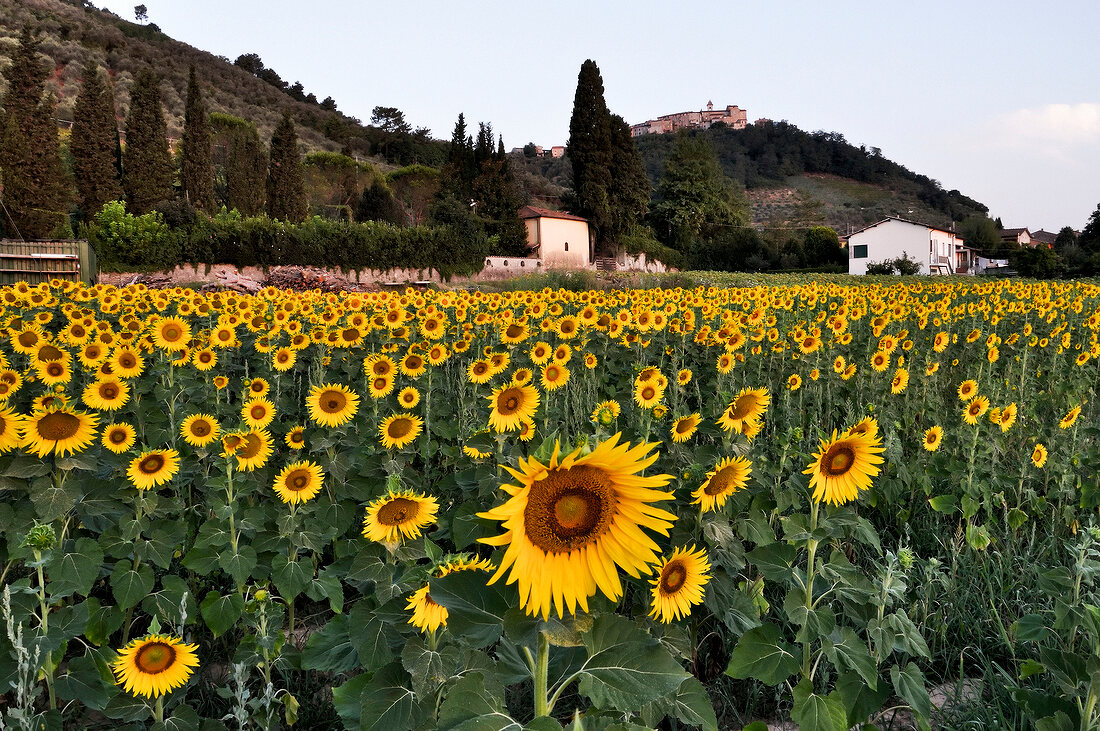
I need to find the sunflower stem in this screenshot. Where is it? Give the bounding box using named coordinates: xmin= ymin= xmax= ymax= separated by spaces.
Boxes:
xmin=801 ymin=499 xmax=820 ymax=681
xmin=33 ymin=549 xmax=56 ymax=710
xmin=532 ymin=630 xmax=550 ymax=719
xmin=153 ymin=695 xmax=164 ymax=723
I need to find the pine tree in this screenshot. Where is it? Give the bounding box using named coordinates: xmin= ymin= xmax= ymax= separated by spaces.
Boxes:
xmin=565 ymin=59 xmax=613 ymax=246
xmin=266 ymin=111 xmax=307 ymax=222
xmin=0 ymin=26 xmax=71 ymax=239
xmin=123 ymin=67 xmax=173 ymax=213
xmin=181 ymin=66 xmax=215 ymax=212
xmin=70 ymin=62 xmax=122 ymax=219
xmin=441 ymin=113 xmax=475 ymax=199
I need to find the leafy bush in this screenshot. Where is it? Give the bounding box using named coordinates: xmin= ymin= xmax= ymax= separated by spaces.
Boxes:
xmin=97 ymin=203 xmax=492 ymax=278
xmin=87 ymin=200 xmax=180 ymax=271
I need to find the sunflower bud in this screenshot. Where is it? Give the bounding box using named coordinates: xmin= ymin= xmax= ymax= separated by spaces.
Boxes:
xmin=253 ymin=589 xmax=269 ymax=602
xmin=897 ymin=547 xmax=915 ymax=570
xmin=22 ymin=522 xmax=56 ymax=551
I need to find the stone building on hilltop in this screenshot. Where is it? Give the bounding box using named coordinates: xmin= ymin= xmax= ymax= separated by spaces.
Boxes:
xmin=630 ymin=101 xmax=748 ymax=137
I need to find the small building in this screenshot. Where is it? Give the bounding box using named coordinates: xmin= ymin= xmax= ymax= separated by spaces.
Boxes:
xmin=517 ymin=206 xmax=593 ymax=269
xmin=1000 ymin=227 xmax=1032 ymax=248
xmin=1030 ymin=229 xmax=1057 ymax=249
xmin=549 ymin=146 xmax=565 ymax=158
xmin=846 ymin=217 xmax=965 ymax=275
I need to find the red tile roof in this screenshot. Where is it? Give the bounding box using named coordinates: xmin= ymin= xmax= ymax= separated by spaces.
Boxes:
xmin=517 ymin=205 xmax=588 ymax=223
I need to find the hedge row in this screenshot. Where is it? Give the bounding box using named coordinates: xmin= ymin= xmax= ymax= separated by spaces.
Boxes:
xmin=87 ymin=203 xmax=492 ymax=278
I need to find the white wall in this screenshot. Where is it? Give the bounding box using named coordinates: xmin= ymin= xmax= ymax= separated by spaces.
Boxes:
xmin=530 ymin=217 xmax=591 ymax=268
xmin=849 ymin=220 xmax=932 ymax=275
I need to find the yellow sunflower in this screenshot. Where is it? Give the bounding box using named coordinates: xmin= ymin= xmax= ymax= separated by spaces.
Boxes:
xmin=517 ymin=417 xmax=536 ymax=442
xmin=240 ymin=398 xmax=275 ymax=430
xmin=677 ymin=368 xmax=692 ymax=385
xmin=963 ymin=396 xmax=989 ymax=425
xmin=692 ymin=456 xmax=752 ymax=512
xmin=870 ymin=351 xmax=890 ymax=372
xmin=285 ymin=425 xmax=306 ymax=450
xmin=891 ymin=368 xmax=909 ymax=394
xmin=803 ymin=430 xmax=885 ymax=506
xmin=151 ymin=317 xmax=191 ymax=352
xmin=111 ymin=634 xmax=199 ymax=698
xmin=1031 ymin=443 xmax=1048 ymax=468
xmin=398 ymin=387 xmax=420 ymax=409
xmin=467 ymin=359 xmax=494 ymax=384
xmin=234 ymin=429 xmax=273 ymax=472
xmin=633 ymin=380 xmax=665 ymax=409
xmin=717 ymin=388 xmax=769 ymax=435
xmin=272 ymin=461 xmax=325 ymax=504
xmin=787 ymin=374 xmax=802 ymax=391
xmin=648 ymin=545 xmax=711 ymax=623
xmin=127 ymin=449 xmax=181 ymax=490
xmin=272 ymin=347 xmax=296 ymax=372
xmin=102 ymin=423 xmax=136 ymax=454
xmin=0 ymin=408 xmax=24 ymax=453
xmin=36 ymin=359 xmax=72 ymax=387
xmin=487 ymin=383 xmax=540 ymax=433
xmin=363 ymin=489 xmax=440 ymax=549
xmin=957 ymin=380 xmax=978 ymax=402
xmin=192 ymin=348 xmax=217 ymax=371
xmin=999 ymin=403 xmax=1018 ymax=432
xmin=408 ymin=554 xmax=496 ymax=633
xmin=111 ymin=348 xmax=145 ymax=379
xmin=81 ymin=378 xmax=130 ymax=411
xmin=670 ymin=414 xmax=701 ymax=443
xmin=1061 ymin=405 xmax=1082 ymax=429
xmin=379 ymin=413 xmax=423 ymax=449
xmin=23 ymin=406 xmax=99 ymax=458
xmin=845 ymin=417 xmax=879 ymax=440
xmin=400 ymin=353 xmax=428 ymax=378
xmin=923 ymin=426 xmax=943 ymax=452
xmin=307 ymin=383 xmax=360 ymax=428
xmin=479 ymin=434 xmax=676 ymax=620
xmin=368 ymin=373 xmax=395 ymax=400
xmin=541 ymin=362 xmax=570 ymax=391
xmin=180 ymin=414 xmax=220 ymax=448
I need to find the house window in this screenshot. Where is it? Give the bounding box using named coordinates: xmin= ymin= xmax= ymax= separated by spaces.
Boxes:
xmin=853 ymin=245 xmax=868 ymax=258
xmin=564 ymin=242 xmax=569 ymax=252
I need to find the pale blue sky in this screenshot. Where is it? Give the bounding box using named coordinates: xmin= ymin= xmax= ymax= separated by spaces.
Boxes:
xmin=97 ymin=0 xmax=1100 ymax=231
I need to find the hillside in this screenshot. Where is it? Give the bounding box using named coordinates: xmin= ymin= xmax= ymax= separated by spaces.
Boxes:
xmin=0 ymin=0 xmax=444 ymax=163
xmin=632 ymin=121 xmax=988 ymax=233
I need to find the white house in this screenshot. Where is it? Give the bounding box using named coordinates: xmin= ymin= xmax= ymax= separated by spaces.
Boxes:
xmin=847 ymin=217 xmax=965 ymax=275
xmin=518 ymin=206 xmax=594 ymax=268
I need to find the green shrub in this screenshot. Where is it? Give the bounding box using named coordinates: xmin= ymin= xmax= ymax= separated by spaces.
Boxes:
xmin=88 ymin=200 xmax=180 ymax=271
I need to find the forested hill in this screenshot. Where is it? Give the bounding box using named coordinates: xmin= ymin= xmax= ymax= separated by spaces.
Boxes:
xmin=0 ymin=0 xmax=444 ymax=163
xmin=632 ymin=121 xmax=988 ymax=232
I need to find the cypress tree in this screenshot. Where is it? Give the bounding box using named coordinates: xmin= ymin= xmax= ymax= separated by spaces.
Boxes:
xmin=0 ymin=26 xmax=71 ymax=239
xmin=266 ymin=111 xmax=307 ymax=222
xmin=123 ymin=68 xmax=173 ymax=213
xmin=442 ymin=113 xmax=475 ymax=198
xmin=565 ymin=59 xmax=613 ymax=246
xmin=70 ymin=61 xmax=122 ymax=219
xmin=181 ymin=66 xmax=215 ymax=211
xmin=606 ymin=114 xmax=651 ymax=244
xmin=227 ymin=122 xmax=267 ymax=216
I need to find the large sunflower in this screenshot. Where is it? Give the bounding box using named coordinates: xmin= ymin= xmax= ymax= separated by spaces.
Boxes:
xmin=272 ymin=460 xmax=325 ymax=504
xmin=362 ymin=489 xmax=440 ymax=549
xmin=307 ymin=383 xmax=360 ymax=428
xmin=379 ymin=414 xmax=423 ymax=449
xmin=670 ymin=414 xmax=701 ymax=443
xmin=82 ymin=379 xmax=130 ymax=411
xmin=1060 ymin=405 xmax=1082 ymax=429
xmin=0 ymin=408 xmax=24 ymax=453
xmin=540 ymin=362 xmax=570 ymax=391
xmin=234 ymin=429 xmax=273 ymax=471
xmin=479 ymin=434 xmax=676 ymax=620
xmin=648 ymin=545 xmax=711 ymax=623
xmin=180 ymin=414 xmax=220 ymax=448
xmin=241 ymin=398 xmax=276 ymax=430
xmin=23 ymin=406 xmax=99 ymax=458
xmin=151 ymin=317 xmax=191 ymax=352
xmin=111 ymin=634 xmax=199 ymax=698
xmin=716 ymin=388 xmax=769 ymax=435
xmin=487 ymin=383 xmax=540 ymax=433
xmin=692 ymin=456 xmax=752 ymax=512
xmin=102 ymin=422 xmax=136 ymax=454
xmin=922 ymin=425 xmax=943 ymax=452
xmin=803 ymin=430 xmax=885 ymax=506
xmin=127 ymin=449 xmax=181 ymax=490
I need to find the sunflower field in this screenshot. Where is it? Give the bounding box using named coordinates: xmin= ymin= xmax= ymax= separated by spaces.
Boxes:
xmin=1 ymin=276 xmax=1099 ymax=730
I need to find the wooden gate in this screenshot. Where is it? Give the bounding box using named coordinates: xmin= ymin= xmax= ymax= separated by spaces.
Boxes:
xmin=0 ymin=240 xmax=97 ymax=286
